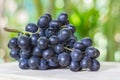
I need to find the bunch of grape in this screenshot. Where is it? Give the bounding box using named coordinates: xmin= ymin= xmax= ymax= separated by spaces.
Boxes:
xmin=7 ymin=13 xmax=100 ymax=72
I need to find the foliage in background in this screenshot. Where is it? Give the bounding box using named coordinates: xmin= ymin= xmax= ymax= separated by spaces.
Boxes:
xmin=0 ymin=0 xmax=120 ymax=62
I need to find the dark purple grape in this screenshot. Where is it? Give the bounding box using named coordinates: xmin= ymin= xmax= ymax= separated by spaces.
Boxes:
xmin=37 ymin=37 xmax=49 ymax=49
xmin=8 ymin=37 xmax=18 ymax=49
xmin=80 ymin=56 xmax=92 ymax=68
xmin=58 ymin=52 xmax=70 ymax=67
xmin=69 ymin=61 xmax=82 ymax=72
xmin=58 ymin=28 xmax=72 ymax=42
xmin=48 ymin=56 xmax=59 ymax=68
xmin=32 ymin=46 xmax=42 ymax=57
xmin=81 ymin=37 xmax=92 ymax=48
xmin=37 ymin=16 xmax=49 ymax=29
xmin=73 ymin=41 xmax=85 ymax=51
xmin=20 ymin=48 xmax=32 ymax=59
xmin=58 ymin=12 xmax=68 ymax=25
xmin=31 ymin=33 xmax=40 ymax=45
xmin=39 ymin=58 xmax=48 ymax=70
xmin=18 ymin=36 xmax=30 ymax=49
xmin=54 ymin=44 xmax=64 ymax=54
xmin=49 ymin=35 xmax=58 ymax=45
xmin=89 ymin=59 xmax=100 ymax=71
xmin=19 ymin=58 xmax=29 ymax=69
xmin=42 ymin=48 xmax=54 ymax=59
xmin=28 ymin=56 xmax=40 ymax=69
xmin=10 ymin=49 xmax=20 ymax=60
xmin=25 ymin=23 xmax=38 ymax=33
xmin=70 ymin=49 xmax=83 ymax=61
xmin=85 ymin=47 xmax=100 ymax=58
xmin=49 ymin=20 xmax=61 ymax=31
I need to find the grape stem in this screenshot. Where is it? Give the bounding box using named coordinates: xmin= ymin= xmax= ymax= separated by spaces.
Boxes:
xmin=64 ymin=47 xmax=73 ymax=51
xmin=4 ymin=27 xmax=31 ymax=35
xmin=50 ymin=45 xmax=73 ymax=52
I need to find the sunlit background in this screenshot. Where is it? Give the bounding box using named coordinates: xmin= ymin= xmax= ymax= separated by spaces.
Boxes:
xmin=0 ymin=0 xmax=120 ymax=63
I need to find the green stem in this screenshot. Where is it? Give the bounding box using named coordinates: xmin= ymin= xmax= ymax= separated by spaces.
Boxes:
xmin=64 ymin=47 xmax=73 ymax=51
xmin=4 ymin=27 xmax=30 ymax=35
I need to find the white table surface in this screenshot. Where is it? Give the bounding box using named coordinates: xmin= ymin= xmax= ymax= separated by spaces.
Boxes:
xmin=0 ymin=62 xmax=120 ymax=80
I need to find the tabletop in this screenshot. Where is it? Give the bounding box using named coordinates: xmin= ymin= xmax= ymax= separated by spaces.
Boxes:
xmin=0 ymin=62 xmax=120 ymax=80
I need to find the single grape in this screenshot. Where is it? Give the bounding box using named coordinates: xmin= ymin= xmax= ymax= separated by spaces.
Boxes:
xmin=32 ymin=46 xmax=42 ymax=57
xmin=58 ymin=28 xmax=72 ymax=42
xmin=49 ymin=35 xmax=59 ymax=45
xmin=20 ymin=48 xmax=32 ymax=59
xmin=37 ymin=37 xmax=49 ymax=49
xmin=89 ymin=59 xmax=100 ymax=71
xmin=25 ymin=23 xmax=38 ymax=33
xmin=10 ymin=49 xmax=20 ymax=60
xmin=54 ymin=44 xmax=64 ymax=54
xmin=39 ymin=58 xmax=48 ymax=70
xmin=80 ymin=56 xmax=92 ymax=68
xmin=18 ymin=36 xmax=30 ymax=49
xmin=85 ymin=47 xmax=100 ymax=58
xmin=19 ymin=58 xmax=29 ymax=69
xmin=42 ymin=48 xmax=54 ymax=60
xmin=49 ymin=20 xmax=61 ymax=31
xmin=31 ymin=33 xmax=40 ymax=46
xmin=81 ymin=37 xmax=92 ymax=48
xmin=58 ymin=52 xmax=70 ymax=67
xmin=8 ymin=37 xmax=18 ymax=49
xmin=73 ymin=41 xmax=85 ymax=51
xmin=69 ymin=61 xmax=82 ymax=72
xmin=28 ymin=56 xmax=40 ymax=69
xmin=37 ymin=16 xmax=49 ymax=29
xmin=48 ymin=55 xmax=59 ymax=68
xmin=57 ymin=12 xmax=68 ymax=25
xmin=70 ymin=49 xmax=83 ymax=61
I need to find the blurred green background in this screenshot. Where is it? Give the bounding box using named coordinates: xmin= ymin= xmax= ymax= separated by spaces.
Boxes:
xmin=0 ymin=0 xmax=120 ymax=63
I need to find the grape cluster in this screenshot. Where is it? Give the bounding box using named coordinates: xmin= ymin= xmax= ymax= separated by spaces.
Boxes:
xmin=8 ymin=13 xmax=100 ymax=72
